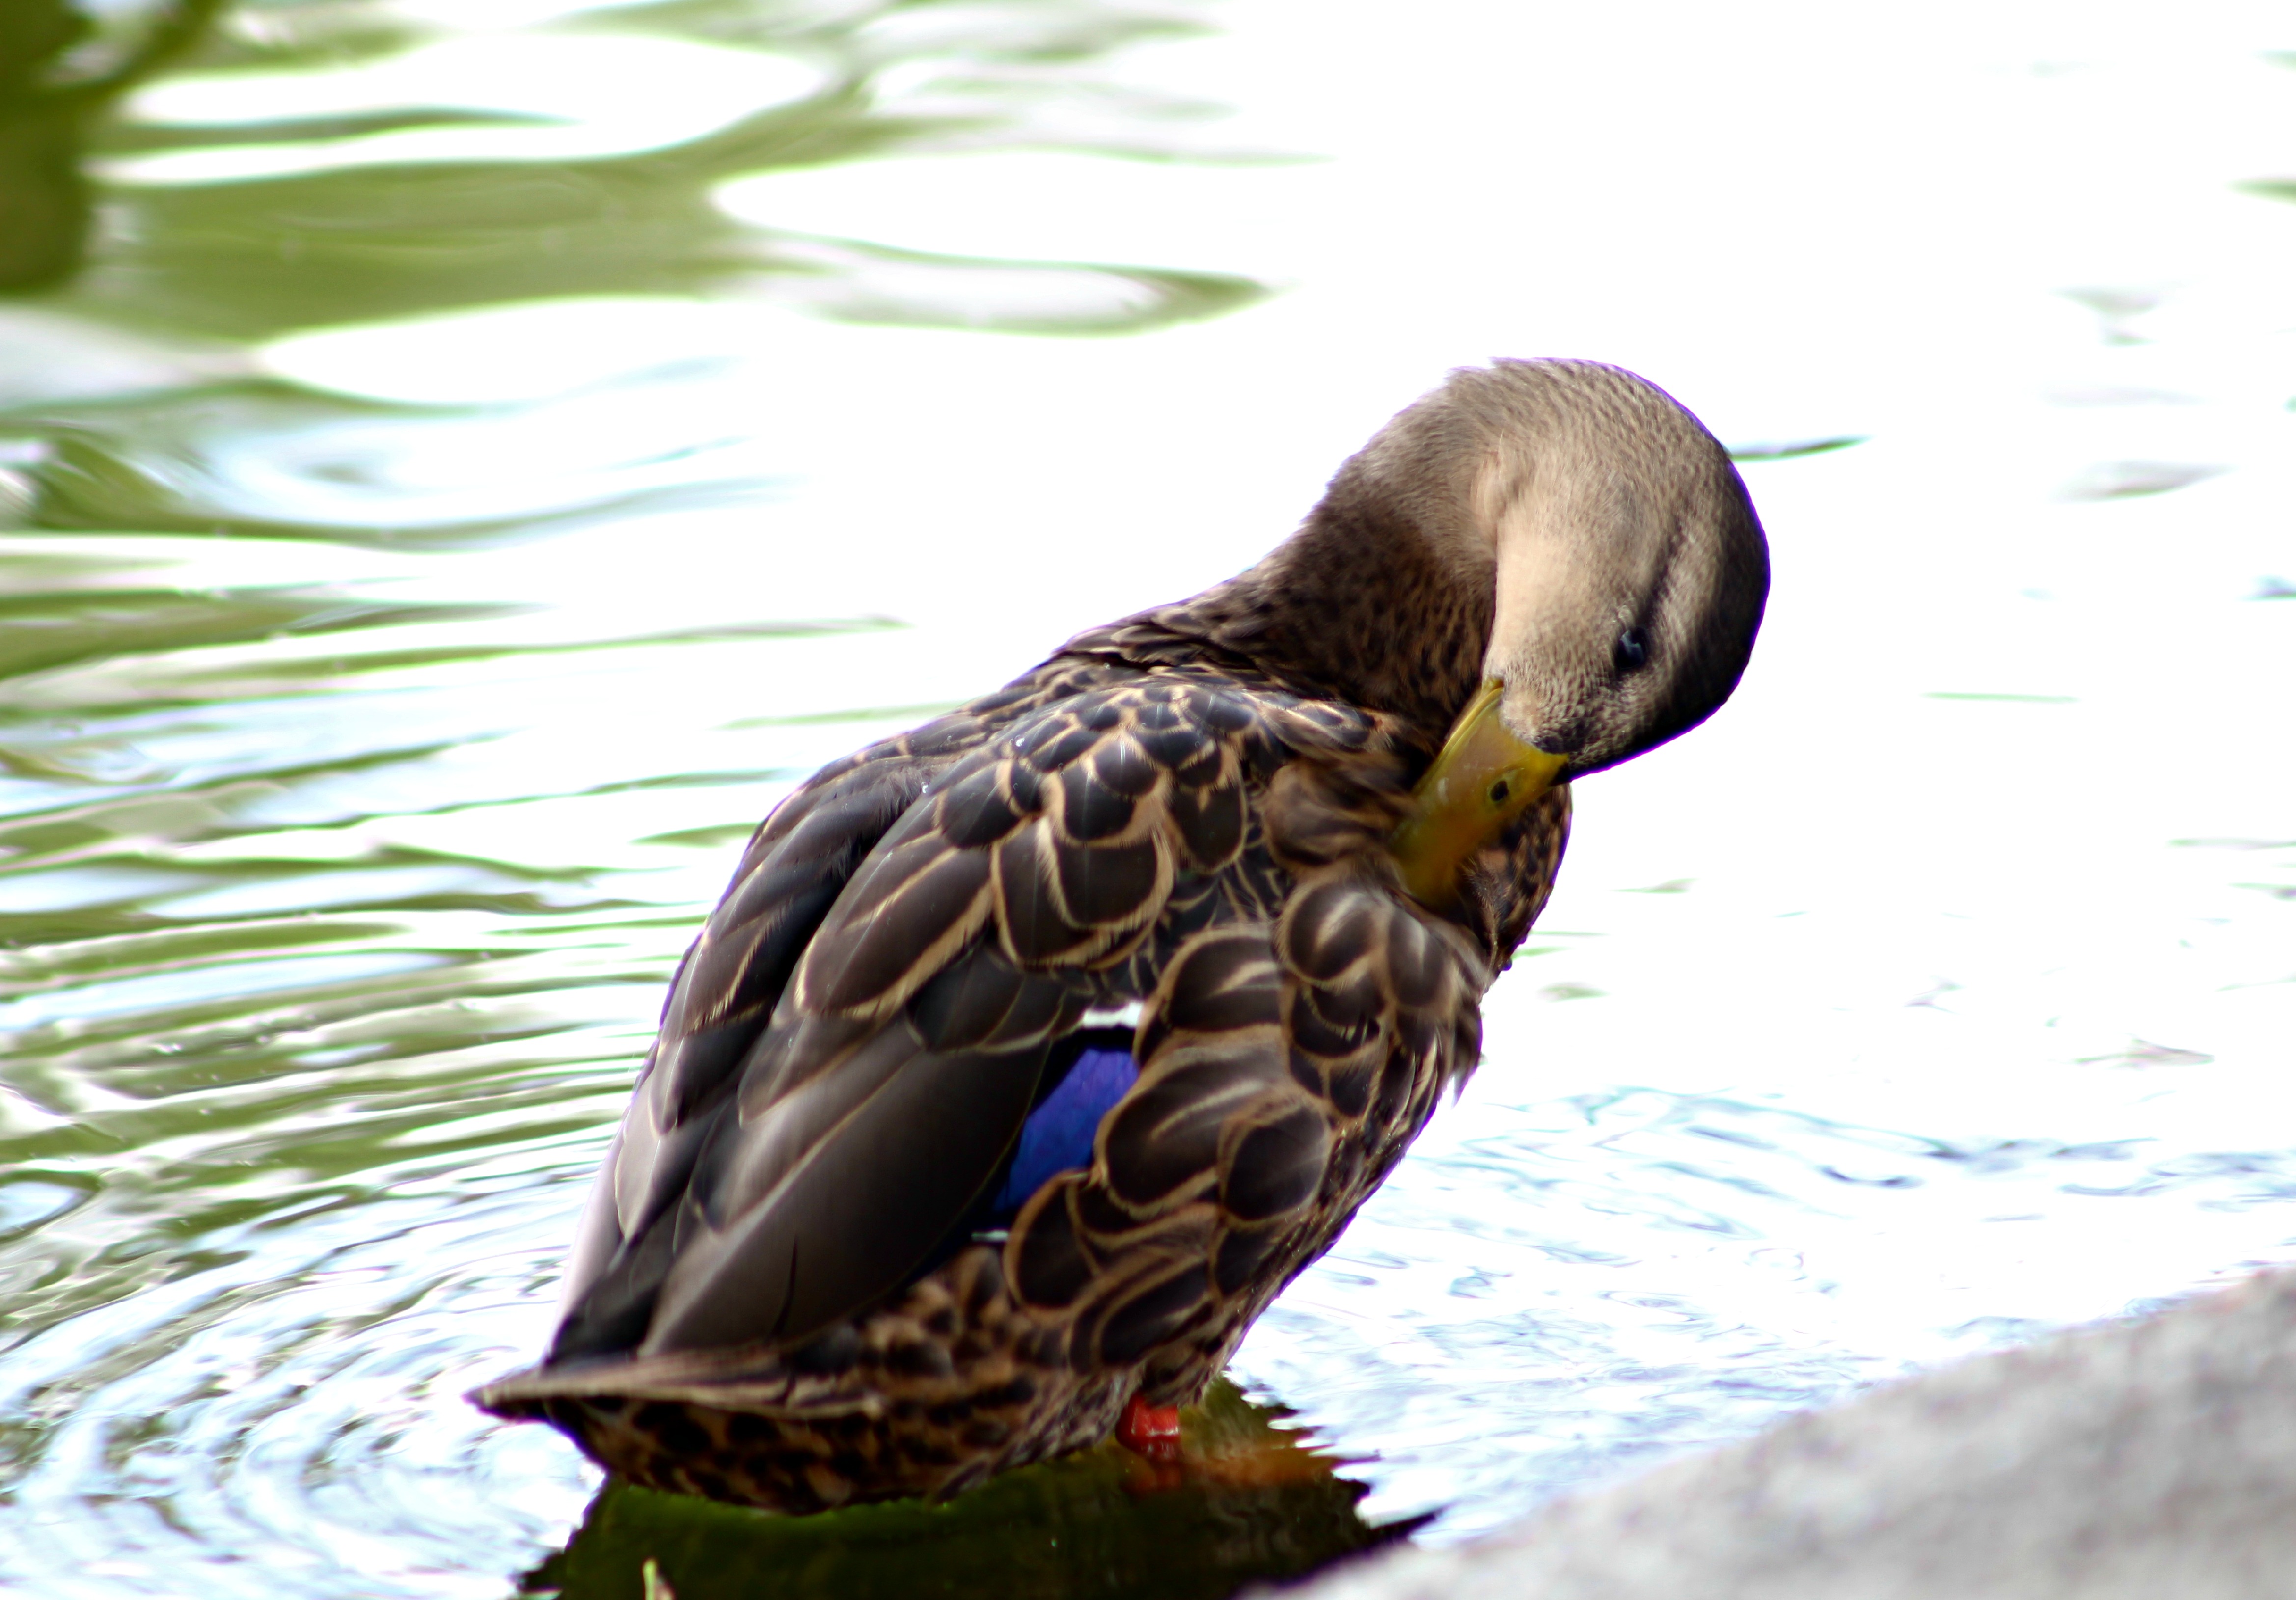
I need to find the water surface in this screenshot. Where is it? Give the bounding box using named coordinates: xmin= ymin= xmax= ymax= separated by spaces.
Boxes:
xmin=1 ymin=1 xmax=2293 ymax=1595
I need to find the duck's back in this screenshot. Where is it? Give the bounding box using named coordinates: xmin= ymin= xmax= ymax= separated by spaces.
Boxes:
xmin=478 ymin=624 xmax=1568 ymax=1509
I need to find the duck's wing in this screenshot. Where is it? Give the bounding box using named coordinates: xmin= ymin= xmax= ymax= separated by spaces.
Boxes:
xmin=546 ymin=745 xmax=936 ymax=1359
xmin=549 ymin=674 xmax=1269 ymax=1362
xmin=996 ymin=805 xmax=1499 ymax=1386
xmin=547 ymin=680 xmax=1061 ymax=1344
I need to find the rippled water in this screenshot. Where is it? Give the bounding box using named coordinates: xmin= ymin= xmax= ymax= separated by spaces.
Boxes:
xmin=2 ymin=1 xmax=2293 ymax=1595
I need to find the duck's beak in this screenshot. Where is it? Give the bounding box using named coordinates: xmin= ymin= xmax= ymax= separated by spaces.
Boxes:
xmin=1390 ymin=678 xmax=1568 ymax=909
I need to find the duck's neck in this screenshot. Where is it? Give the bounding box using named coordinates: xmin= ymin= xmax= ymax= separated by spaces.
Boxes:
xmin=1118 ymin=498 xmax=1494 ymax=742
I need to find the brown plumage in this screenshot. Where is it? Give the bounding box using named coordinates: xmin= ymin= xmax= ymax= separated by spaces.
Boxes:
xmin=475 ymin=358 xmax=1768 ymax=1511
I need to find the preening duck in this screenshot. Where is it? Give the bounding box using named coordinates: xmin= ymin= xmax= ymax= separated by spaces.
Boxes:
xmin=477 ymin=358 xmax=1770 ymax=1510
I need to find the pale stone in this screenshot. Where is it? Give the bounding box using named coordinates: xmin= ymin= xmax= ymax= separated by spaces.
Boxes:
xmin=1292 ymin=1268 xmax=2296 ymax=1600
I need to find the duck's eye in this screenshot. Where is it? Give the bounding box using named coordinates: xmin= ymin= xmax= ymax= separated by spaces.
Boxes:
xmin=1488 ymin=778 xmax=1512 ymax=805
xmin=1614 ymin=626 xmax=1649 ymax=672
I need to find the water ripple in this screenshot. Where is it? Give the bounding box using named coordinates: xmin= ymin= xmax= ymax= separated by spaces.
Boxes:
xmin=3 ymin=2 xmax=2296 ymax=1597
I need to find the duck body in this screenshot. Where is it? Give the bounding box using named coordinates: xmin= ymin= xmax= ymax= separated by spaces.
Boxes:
xmin=477 ymin=359 xmax=1766 ymax=1511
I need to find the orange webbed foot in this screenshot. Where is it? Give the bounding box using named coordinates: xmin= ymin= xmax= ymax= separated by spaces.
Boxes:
xmin=1115 ymin=1394 xmax=1183 ymax=1464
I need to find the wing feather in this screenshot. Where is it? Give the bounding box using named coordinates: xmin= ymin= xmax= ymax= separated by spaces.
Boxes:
xmin=551 ymin=650 xmax=1553 ymax=1400
xmin=999 ymin=851 xmax=1493 ymax=1394
xmin=643 ymin=1027 xmax=1043 ymax=1353
xmin=551 ymin=674 xmax=1270 ymax=1363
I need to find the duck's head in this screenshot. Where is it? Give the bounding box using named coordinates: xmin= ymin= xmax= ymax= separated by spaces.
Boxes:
xmin=1364 ymin=359 xmax=1770 ymax=906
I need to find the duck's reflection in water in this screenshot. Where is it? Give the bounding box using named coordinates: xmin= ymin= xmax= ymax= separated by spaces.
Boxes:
xmin=523 ymin=1381 xmax=1426 ymax=1600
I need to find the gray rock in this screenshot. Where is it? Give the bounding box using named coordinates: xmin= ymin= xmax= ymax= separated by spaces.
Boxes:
xmin=1292 ymin=1268 xmax=2296 ymax=1600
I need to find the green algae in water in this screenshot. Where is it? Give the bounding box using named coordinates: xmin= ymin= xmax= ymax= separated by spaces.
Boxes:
xmin=526 ymin=1384 xmax=1422 ymax=1600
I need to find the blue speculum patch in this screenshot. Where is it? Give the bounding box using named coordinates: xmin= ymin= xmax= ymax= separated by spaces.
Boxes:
xmin=990 ymin=1033 xmax=1140 ymax=1218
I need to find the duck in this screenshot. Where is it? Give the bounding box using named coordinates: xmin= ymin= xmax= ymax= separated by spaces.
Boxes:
xmin=475 ymin=357 xmax=1770 ymax=1512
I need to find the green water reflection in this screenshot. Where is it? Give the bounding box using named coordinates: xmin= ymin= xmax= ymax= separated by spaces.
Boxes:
xmin=0 ymin=3 xmax=1316 ymax=1595
xmin=0 ymin=0 xmax=221 ymax=290
xmin=33 ymin=0 xmax=1262 ymax=343
xmin=531 ymin=1384 xmax=1420 ymax=1600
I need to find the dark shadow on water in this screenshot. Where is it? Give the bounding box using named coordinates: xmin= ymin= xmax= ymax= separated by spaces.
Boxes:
xmin=521 ymin=1382 xmax=1429 ymax=1600
xmin=0 ymin=0 xmax=223 ymax=291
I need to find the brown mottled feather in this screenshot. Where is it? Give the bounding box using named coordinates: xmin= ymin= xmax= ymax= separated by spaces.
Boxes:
xmin=487 ymin=612 xmax=1567 ymax=1506
xmin=478 ymin=357 xmax=1766 ymax=1513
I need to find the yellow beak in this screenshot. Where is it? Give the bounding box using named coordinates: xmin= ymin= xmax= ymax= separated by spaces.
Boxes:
xmin=1389 ymin=678 xmax=1568 ymax=909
